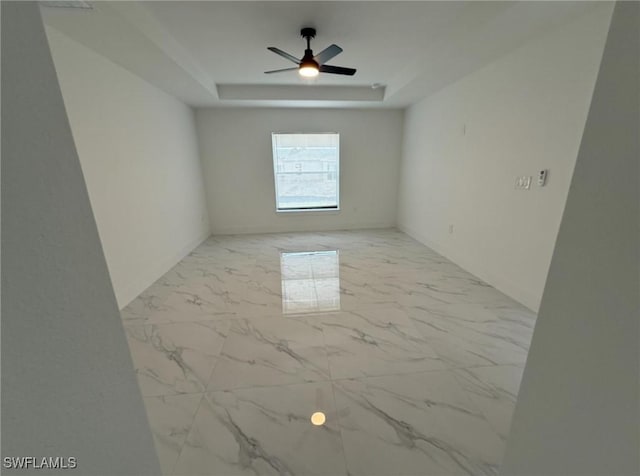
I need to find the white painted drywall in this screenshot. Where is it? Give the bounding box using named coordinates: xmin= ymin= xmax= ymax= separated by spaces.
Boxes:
xmin=46 ymin=26 xmax=211 ymax=308
xmin=501 ymin=2 xmax=639 ymax=473
xmin=396 ymin=5 xmax=613 ymax=311
xmin=1 ymin=2 xmax=160 ymax=473
xmin=196 ymin=107 xmax=403 ymax=234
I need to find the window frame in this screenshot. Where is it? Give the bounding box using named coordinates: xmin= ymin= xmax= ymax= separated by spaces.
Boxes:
xmin=271 ymin=132 xmax=341 ymax=213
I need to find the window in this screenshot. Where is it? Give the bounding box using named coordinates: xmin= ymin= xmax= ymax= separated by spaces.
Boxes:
xmin=272 ymin=133 xmax=339 ymax=211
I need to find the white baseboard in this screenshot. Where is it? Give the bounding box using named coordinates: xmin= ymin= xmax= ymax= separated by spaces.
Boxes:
xmin=116 ymin=223 xmax=540 ymax=312
xmin=116 ymin=230 xmax=211 ymax=310
xmin=397 ymin=223 xmax=540 ymax=312
xmin=211 ymin=222 xmax=395 ymax=236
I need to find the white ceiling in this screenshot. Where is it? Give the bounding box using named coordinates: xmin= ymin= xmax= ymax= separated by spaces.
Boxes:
xmin=41 ymin=1 xmax=597 ymax=109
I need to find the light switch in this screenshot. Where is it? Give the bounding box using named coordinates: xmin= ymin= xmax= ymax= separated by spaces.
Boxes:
xmin=538 ymin=169 xmax=548 ymax=186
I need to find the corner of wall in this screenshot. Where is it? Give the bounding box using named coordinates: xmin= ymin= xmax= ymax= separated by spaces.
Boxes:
xmin=117 ymin=229 xmax=210 ymax=308
xmin=397 ymin=222 xmax=540 ymax=311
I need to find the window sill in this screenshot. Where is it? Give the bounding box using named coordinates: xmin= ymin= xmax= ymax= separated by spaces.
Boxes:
xmin=276 ymin=208 xmax=340 ymax=214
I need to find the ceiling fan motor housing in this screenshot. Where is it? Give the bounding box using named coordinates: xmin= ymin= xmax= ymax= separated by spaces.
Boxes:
xmin=301 ymin=49 xmax=318 ymax=69
xmin=300 ymin=27 xmax=316 ymax=39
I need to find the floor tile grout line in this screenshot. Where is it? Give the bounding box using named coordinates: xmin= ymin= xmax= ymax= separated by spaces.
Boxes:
xmin=138 ymin=360 xmax=525 ymax=399
xmin=121 ymin=314 xmax=240 ymax=328
xmin=139 ymin=360 xmax=524 ymax=398
xmin=329 ymin=379 xmax=352 ymax=476
xmin=447 ymin=373 xmax=516 ymax=474
xmin=203 ymin=318 xmax=236 ymax=393
xmin=169 ymin=391 xmax=206 ymax=476
xmin=317 ymin=315 xmax=352 ymax=475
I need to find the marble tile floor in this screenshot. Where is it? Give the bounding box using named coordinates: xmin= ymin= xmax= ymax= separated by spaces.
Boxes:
xmin=120 ymin=229 xmax=537 ymax=476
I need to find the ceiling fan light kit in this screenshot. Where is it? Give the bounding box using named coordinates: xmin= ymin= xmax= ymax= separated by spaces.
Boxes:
xmin=299 ymin=60 xmax=320 ymax=77
xmin=265 ymin=27 xmax=356 ymax=78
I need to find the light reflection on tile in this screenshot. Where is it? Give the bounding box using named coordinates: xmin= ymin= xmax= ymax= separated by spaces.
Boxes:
xmin=280 ymin=250 xmax=340 ymax=315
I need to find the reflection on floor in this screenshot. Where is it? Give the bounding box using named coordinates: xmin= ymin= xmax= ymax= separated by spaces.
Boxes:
xmin=120 ymin=229 xmax=537 ymax=476
xmin=280 ymin=250 xmax=341 ymax=314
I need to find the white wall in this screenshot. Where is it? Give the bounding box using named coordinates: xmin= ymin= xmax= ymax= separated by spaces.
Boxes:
xmin=46 ymin=27 xmax=211 ymax=308
xmin=396 ymin=5 xmax=612 ymax=311
xmin=196 ymin=108 xmax=403 ymax=234
xmin=2 ymin=3 xmax=160 ymax=473
xmin=501 ymin=2 xmax=639 ymax=473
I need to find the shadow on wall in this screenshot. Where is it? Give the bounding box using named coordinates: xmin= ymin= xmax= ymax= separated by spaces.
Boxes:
xmin=1 ymin=2 xmax=160 ymax=474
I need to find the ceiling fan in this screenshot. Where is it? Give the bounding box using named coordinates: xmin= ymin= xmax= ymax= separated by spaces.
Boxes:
xmin=265 ymin=28 xmax=356 ymax=78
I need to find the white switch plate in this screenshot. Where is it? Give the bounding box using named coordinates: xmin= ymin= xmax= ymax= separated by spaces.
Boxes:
xmin=515 ymin=176 xmax=532 ymax=190
xmin=538 ymin=169 xmax=548 ymax=186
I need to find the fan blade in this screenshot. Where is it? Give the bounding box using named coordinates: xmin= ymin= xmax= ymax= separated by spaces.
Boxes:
xmin=267 ymin=47 xmax=300 ymax=64
xmin=313 ymin=44 xmax=343 ymax=65
xmin=264 ymin=67 xmax=299 ymax=74
xmin=319 ymin=64 xmax=356 ymax=76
